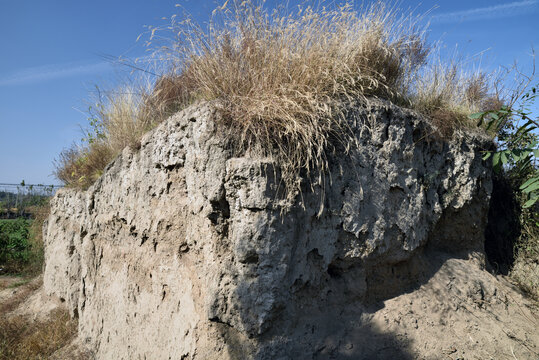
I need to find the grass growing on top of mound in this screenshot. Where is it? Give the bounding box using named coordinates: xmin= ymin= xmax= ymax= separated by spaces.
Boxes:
xmin=55 ymin=1 xmax=501 ymax=201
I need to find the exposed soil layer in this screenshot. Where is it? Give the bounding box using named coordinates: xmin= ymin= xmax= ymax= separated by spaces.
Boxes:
xmin=41 ymin=101 xmax=539 ymax=359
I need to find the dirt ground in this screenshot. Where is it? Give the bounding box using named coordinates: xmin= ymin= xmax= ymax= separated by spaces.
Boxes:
xmin=1 ymin=257 xmax=538 ymax=360
xmin=360 ymin=256 xmax=539 ymax=360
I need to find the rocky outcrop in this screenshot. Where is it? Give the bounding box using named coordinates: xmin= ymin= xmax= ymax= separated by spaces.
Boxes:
xmin=43 ymin=100 xmax=500 ymax=359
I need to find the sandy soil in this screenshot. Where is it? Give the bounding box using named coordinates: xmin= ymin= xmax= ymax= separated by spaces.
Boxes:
xmin=361 ymin=256 xmax=539 ymax=360
xmin=1 ymin=259 xmax=538 ymax=360
xmin=0 ymin=275 xmax=27 ymax=291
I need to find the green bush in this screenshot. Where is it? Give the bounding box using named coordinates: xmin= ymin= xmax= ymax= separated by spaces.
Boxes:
xmin=472 ymin=84 xmax=538 ymax=208
xmin=0 ymin=219 xmax=31 ymax=273
xmin=472 ymin=82 xmax=539 ymax=297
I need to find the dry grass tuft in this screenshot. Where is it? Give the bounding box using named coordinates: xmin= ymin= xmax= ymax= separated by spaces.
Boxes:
xmin=54 ymin=142 xmax=114 ymax=189
xmin=93 ymin=86 xmax=169 ymax=151
xmin=56 ymin=1 xmax=502 ymax=202
xmin=154 ymin=1 xmax=434 ymax=200
xmin=0 ymin=277 xmax=78 ymax=360
xmin=0 ymin=309 xmax=77 ymax=360
xmin=54 ymin=82 xmax=182 ymax=189
xmin=410 ymin=60 xmax=503 ymax=131
xmin=511 ymin=210 xmax=539 ymax=300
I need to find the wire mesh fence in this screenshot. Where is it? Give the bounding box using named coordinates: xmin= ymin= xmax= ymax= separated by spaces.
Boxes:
xmin=0 ymin=183 xmax=62 ymax=219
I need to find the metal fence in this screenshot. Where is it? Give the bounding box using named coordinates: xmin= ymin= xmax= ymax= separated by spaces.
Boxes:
xmin=0 ymin=183 xmax=63 ymax=218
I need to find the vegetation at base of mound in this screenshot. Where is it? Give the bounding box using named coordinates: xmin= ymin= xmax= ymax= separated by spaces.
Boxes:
xmin=474 ymin=82 xmax=539 ymax=298
xmin=512 ymin=203 xmax=539 ymax=299
xmin=0 ymin=308 xmax=77 ymax=360
xmin=0 ymin=219 xmax=30 ymax=272
xmin=0 ymin=205 xmax=48 ymax=275
xmin=0 ymin=277 xmax=77 ymax=360
xmin=55 ymin=0 xmax=503 ymax=201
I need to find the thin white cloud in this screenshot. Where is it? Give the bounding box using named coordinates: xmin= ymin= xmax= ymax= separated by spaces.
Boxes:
xmin=0 ymin=61 xmax=111 ymax=86
xmin=431 ymin=0 xmax=538 ymax=24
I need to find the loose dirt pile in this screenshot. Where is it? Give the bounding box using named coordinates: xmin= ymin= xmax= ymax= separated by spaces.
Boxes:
xmin=347 ymin=254 xmax=539 ymax=360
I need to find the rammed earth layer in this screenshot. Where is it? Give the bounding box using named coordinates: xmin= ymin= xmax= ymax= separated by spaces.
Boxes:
xmin=44 ymin=101 xmax=503 ymax=359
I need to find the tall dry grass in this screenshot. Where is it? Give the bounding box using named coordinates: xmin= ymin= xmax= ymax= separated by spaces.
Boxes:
xmin=55 ymin=142 xmax=113 ymax=189
xmin=54 ymin=83 xmax=175 ymax=189
xmin=56 ymin=1 xmax=501 ymax=200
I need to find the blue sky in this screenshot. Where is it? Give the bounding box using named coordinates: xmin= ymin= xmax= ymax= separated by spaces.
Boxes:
xmin=0 ymin=0 xmax=537 ymax=185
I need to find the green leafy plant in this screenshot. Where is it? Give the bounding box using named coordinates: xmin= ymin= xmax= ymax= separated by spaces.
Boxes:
xmin=470 ymin=84 xmax=538 ymax=208
xmin=471 ymin=76 xmax=538 ymax=297
xmin=0 ymin=219 xmax=31 ymax=271
xmin=0 ymin=204 xmax=48 ymax=275
xmin=83 ymin=104 xmax=107 ymax=145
